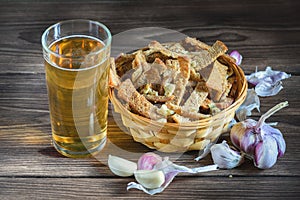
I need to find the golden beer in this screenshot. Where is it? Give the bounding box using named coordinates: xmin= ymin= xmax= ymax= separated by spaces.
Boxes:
xmin=42 ymin=20 xmax=111 ymax=157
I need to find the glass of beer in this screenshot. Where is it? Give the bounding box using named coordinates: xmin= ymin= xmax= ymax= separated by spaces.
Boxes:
xmin=41 ymin=19 xmax=111 ymax=158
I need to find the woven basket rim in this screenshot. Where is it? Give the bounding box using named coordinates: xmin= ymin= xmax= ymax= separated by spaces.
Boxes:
xmin=109 ymin=60 xmax=247 ymax=129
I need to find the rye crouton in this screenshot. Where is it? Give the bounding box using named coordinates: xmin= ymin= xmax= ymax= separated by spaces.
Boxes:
xmin=117 ymin=79 xmax=161 ymax=119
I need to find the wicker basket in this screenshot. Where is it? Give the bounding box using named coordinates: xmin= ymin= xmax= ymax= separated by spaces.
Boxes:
xmin=109 ymin=55 xmax=247 ymax=152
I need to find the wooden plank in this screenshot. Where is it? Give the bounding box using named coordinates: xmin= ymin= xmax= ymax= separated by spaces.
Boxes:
xmin=0 ymin=28 xmax=299 ymax=74
xmin=0 ymin=177 xmax=299 ymax=199
xmin=0 ymin=1 xmax=299 ymax=28
xmin=0 ymin=118 xmax=299 ymax=177
xmin=0 ymin=1 xmax=299 ymax=74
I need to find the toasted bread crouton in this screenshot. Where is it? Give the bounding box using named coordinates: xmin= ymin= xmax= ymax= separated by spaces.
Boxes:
xmin=216 ymin=60 xmax=228 ymax=87
xmin=132 ymin=50 xmax=148 ymax=69
xmin=115 ymin=53 xmax=135 ymax=77
xmin=215 ymin=97 xmax=234 ymax=110
xmin=211 ymin=60 xmax=228 ymax=101
xmin=143 ymin=41 xmax=179 ymax=63
xmin=219 ymin=78 xmax=233 ymax=101
xmin=144 ymin=94 xmax=175 ymax=103
xmin=199 ymin=60 xmax=228 ymax=101
xmin=171 ymin=56 xmax=191 ymax=105
xmin=131 ymin=51 xmax=150 ymax=88
xmin=147 ymin=41 xmax=179 ymax=58
xmin=152 ymin=58 xmax=168 ymax=73
xmin=162 ymin=42 xmax=188 ymax=54
xmin=131 ymin=51 xmax=148 ymax=83
xmin=144 ymin=58 xmax=167 ymax=83
xmin=210 ymin=40 xmax=228 ymax=57
xmin=161 ymin=59 xmax=180 ymax=86
xmin=182 ymin=82 xmax=208 ymax=113
xmin=181 ymin=37 xmax=211 ymax=51
xmin=117 ymin=79 xmax=161 ymax=119
xmin=133 ymin=53 xmax=169 ymax=88
xmin=200 ymin=62 xmax=222 ymax=91
xmin=192 ymin=40 xmax=228 ymax=71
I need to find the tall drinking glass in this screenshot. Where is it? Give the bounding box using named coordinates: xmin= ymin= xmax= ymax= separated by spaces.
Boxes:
xmin=41 ymin=19 xmax=111 ymax=158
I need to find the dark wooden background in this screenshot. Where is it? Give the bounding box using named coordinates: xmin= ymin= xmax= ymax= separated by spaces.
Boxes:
xmin=0 ymin=0 xmax=299 ymax=199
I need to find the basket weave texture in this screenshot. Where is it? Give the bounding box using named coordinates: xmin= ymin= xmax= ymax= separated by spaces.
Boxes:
xmin=109 ymin=55 xmax=247 ymax=152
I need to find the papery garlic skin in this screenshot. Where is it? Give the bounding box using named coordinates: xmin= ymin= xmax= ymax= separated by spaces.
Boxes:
xmin=137 ymin=152 xmax=162 ymax=170
xmin=236 ymin=89 xmax=260 ymax=121
xmin=246 ymin=67 xmax=291 ymax=97
xmin=108 ymin=155 xmax=137 ymax=177
xmin=210 ymin=140 xmax=244 ymax=169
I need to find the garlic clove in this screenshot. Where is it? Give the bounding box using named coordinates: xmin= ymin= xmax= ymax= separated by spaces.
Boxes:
xmin=239 ymin=128 xmax=259 ymax=155
xmin=230 ymin=119 xmax=258 ymax=154
xmin=261 ymin=124 xmax=286 ymax=158
xmin=108 ymin=155 xmax=137 ymax=177
xmin=137 ymin=152 xmax=163 ymax=170
xmin=229 ymin=50 xmax=243 ymax=65
xmin=134 ymin=170 xmax=165 ymax=189
xmin=128 ymin=153 xmax=218 ymax=195
xmin=254 ymin=136 xmax=278 ymax=169
xmin=210 ymin=140 xmax=244 ymax=169
xmin=273 ymin=134 xmax=286 ymax=158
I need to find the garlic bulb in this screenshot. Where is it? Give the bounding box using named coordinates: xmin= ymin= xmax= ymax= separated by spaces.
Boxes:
xmin=230 ymin=101 xmax=288 ymax=169
xmin=108 ymin=155 xmax=137 ymax=177
xmin=134 ymin=170 xmax=165 ymax=189
xmin=210 ymin=140 xmax=244 ymax=169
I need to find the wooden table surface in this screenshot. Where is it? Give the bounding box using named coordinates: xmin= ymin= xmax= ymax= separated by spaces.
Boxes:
xmin=0 ymin=0 xmax=299 ymax=199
